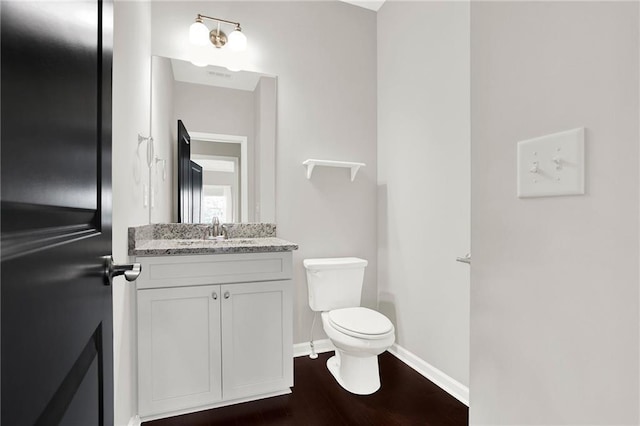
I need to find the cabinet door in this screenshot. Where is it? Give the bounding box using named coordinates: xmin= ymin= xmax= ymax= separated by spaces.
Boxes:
xmin=221 ymin=280 xmax=293 ymax=400
xmin=138 ymin=285 xmax=222 ymax=417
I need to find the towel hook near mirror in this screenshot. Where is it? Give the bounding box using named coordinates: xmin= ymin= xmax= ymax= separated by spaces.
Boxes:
xmin=137 ymin=133 xmax=154 ymax=167
xmin=154 ymin=156 xmax=166 ymax=182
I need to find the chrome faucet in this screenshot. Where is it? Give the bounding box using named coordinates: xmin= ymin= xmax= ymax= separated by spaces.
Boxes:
xmin=211 ymin=216 xmax=220 ymax=238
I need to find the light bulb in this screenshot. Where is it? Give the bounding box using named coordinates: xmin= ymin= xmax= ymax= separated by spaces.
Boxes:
xmin=227 ymin=28 xmax=247 ymax=52
xmin=189 ymin=20 xmax=210 ymax=46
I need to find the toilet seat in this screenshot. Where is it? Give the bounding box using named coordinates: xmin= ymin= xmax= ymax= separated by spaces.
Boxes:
xmin=328 ymin=307 xmax=394 ymax=340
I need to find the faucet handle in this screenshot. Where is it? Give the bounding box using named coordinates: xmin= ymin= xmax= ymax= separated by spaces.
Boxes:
xmin=221 ymin=224 xmax=229 ymax=240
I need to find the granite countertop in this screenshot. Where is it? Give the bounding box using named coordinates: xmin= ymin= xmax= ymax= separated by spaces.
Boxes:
xmin=128 ymin=223 xmax=298 ymax=257
xmin=130 ymin=237 xmax=298 ymax=256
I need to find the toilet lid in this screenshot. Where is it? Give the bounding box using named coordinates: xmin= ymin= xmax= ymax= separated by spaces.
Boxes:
xmin=328 ymin=307 xmax=393 ymax=337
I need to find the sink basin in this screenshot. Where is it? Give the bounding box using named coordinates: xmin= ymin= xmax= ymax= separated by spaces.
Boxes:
xmin=174 ymin=240 xmax=197 ymax=246
xmin=205 ymin=238 xmax=256 ymax=244
xmin=174 ymin=238 xmax=257 ymax=246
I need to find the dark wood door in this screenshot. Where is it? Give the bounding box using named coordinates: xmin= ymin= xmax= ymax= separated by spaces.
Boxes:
xmin=178 ymin=120 xmax=191 ymax=223
xmin=1 ymin=1 xmax=114 ymax=425
xmin=190 ymin=161 xmax=203 ymax=224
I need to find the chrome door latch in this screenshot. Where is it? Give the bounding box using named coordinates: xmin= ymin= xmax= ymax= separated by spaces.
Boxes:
xmin=104 ymin=255 xmax=141 ymax=285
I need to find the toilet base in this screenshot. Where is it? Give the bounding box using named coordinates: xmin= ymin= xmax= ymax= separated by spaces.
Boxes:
xmin=326 ymin=351 xmax=381 ymax=395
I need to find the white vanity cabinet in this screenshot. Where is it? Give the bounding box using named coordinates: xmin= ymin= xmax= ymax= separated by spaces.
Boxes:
xmin=137 ymin=284 xmax=223 ymax=416
xmin=135 ymin=252 xmax=293 ymax=420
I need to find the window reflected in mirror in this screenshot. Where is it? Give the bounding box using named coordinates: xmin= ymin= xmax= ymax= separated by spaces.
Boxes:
xmin=192 ymin=153 xmax=239 ymax=223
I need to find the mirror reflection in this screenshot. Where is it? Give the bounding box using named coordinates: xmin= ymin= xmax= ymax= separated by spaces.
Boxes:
xmin=149 ymin=56 xmax=277 ymax=224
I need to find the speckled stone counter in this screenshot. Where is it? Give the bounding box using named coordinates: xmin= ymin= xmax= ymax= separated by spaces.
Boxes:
xmin=128 ymin=223 xmax=298 ymax=256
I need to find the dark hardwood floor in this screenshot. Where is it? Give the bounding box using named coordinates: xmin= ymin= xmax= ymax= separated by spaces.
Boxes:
xmin=144 ymin=351 xmax=468 ymax=426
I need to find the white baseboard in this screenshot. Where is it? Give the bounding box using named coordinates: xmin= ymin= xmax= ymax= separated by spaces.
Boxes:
xmin=293 ymin=339 xmax=335 ymax=358
xmin=127 ymin=415 xmax=141 ymax=426
xmin=387 ymin=343 xmax=469 ymax=406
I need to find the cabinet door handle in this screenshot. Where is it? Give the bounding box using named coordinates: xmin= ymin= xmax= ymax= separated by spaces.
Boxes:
xmin=212 ymin=292 xmax=218 ymax=300
xmin=224 ymin=292 xmax=230 ymax=299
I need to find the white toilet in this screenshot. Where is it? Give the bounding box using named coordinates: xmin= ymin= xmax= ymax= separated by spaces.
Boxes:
xmin=304 ymin=257 xmax=395 ymax=395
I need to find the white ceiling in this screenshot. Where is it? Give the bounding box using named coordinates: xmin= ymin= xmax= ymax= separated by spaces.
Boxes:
xmin=171 ymin=59 xmax=263 ymax=92
xmin=340 ymin=0 xmax=386 ymax=12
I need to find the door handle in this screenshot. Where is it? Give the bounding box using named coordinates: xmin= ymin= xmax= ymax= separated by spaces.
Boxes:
xmin=456 ymin=253 xmax=471 ymax=265
xmin=105 ymin=256 xmax=141 ymax=285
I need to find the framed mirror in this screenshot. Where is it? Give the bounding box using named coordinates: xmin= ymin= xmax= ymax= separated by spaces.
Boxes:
xmin=149 ymin=56 xmax=277 ymax=224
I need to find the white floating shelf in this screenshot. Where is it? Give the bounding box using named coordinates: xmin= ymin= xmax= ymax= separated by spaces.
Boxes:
xmin=303 ymin=159 xmax=366 ymax=182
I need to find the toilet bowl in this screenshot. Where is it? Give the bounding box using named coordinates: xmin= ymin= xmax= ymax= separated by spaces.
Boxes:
xmin=321 ymin=307 xmax=395 ymax=395
xmin=304 ymin=258 xmax=395 ymax=395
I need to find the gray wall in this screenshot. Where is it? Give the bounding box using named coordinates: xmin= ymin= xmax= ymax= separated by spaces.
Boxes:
xmin=254 ymin=77 xmax=277 ymax=222
xmin=112 ymin=2 xmax=151 ymax=424
xmin=150 ymin=56 xmax=175 ymax=223
xmin=151 ymin=1 xmax=378 ymax=344
xmin=174 ymin=82 xmax=255 ymax=138
xmin=112 ymin=2 xmax=640 ymax=424
xmin=470 ymin=2 xmax=639 ymax=424
xmin=377 ymin=0 xmax=471 ymax=389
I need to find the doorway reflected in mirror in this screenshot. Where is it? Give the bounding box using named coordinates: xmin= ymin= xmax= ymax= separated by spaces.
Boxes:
xmin=192 ymin=137 xmax=242 ymax=223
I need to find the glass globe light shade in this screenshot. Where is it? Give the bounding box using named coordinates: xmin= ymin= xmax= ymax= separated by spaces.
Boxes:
xmin=189 ymin=21 xmax=210 ymax=46
xmin=227 ymin=29 xmax=247 ymax=52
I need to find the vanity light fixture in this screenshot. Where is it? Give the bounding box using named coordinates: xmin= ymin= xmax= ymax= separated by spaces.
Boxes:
xmin=189 ymin=14 xmax=247 ymax=52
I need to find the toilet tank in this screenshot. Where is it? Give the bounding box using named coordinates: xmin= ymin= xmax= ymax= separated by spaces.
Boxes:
xmin=303 ymin=257 xmax=368 ymax=311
